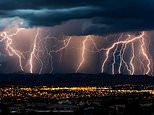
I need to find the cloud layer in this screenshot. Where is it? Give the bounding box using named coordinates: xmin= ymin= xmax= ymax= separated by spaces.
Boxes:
xmin=0 ymin=0 xmax=154 ymax=35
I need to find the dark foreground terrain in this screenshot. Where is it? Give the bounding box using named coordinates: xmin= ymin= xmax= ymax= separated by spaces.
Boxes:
xmin=0 ymin=73 xmax=154 ymax=86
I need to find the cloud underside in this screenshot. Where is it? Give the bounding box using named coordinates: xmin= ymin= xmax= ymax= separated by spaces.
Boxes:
xmin=0 ymin=0 xmax=154 ymax=35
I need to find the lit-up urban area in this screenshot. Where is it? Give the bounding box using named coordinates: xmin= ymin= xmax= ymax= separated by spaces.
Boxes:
xmin=1 ymin=85 xmax=154 ymax=115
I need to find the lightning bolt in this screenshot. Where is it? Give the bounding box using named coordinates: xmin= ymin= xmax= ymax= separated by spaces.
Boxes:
xmin=101 ymin=32 xmax=152 ymax=75
xmin=48 ymin=37 xmax=72 ymax=73
xmin=122 ymin=43 xmax=132 ymax=74
xmin=130 ymin=43 xmax=135 ymax=75
xmin=112 ymin=44 xmax=118 ymax=74
xmin=140 ymin=35 xmax=151 ymax=75
xmin=27 ymin=30 xmax=72 ymax=74
xmin=76 ymin=36 xmax=89 ymax=72
xmin=0 ymin=28 xmax=25 ymax=71
xmin=29 ymin=28 xmax=39 ymax=73
xmin=50 ymin=37 xmax=71 ymax=53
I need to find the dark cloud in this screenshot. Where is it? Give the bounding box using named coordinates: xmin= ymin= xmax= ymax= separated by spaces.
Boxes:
xmin=0 ymin=0 xmax=154 ymax=35
xmin=0 ymin=0 xmax=102 ymax=10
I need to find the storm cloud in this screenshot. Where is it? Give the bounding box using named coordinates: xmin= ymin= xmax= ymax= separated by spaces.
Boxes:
xmin=0 ymin=0 xmax=154 ymax=35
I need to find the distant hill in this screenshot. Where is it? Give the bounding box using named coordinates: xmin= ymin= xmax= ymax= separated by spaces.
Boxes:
xmin=0 ymin=73 xmax=153 ymax=87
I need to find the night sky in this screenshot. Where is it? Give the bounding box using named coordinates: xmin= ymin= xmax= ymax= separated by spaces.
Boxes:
xmin=0 ymin=0 xmax=154 ymax=75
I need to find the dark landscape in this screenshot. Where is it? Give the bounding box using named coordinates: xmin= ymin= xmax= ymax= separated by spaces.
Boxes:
xmin=0 ymin=73 xmax=153 ymax=87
